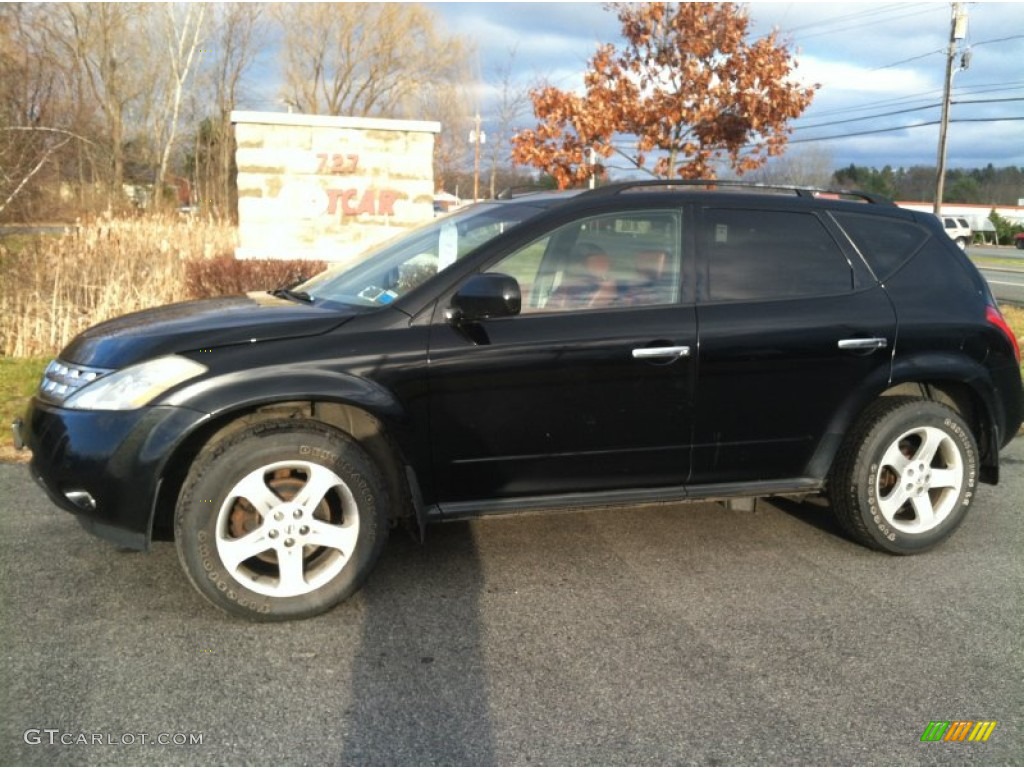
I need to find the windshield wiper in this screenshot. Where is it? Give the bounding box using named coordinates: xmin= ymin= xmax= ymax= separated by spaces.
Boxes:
xmin=269 ymin=287 xmax=314 ymax=304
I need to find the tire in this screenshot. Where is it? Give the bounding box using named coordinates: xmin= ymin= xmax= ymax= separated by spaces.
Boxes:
xmin=829 ymin=397 xmax=978 ymax=554
xmin=175 ymin=419 xmax=389 ymax=620
xmin=955 ymin=236 xmax=967 ymax=250
xmin=1016 ymin=239 xmax=1024 ymax=250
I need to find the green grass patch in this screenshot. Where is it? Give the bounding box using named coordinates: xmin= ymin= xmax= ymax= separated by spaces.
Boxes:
xmin=970 ymin=256 xmax=1024 ymax=269
xmin=0 ymin=233 xmax=43 ymax=255
xmin=0 ymin=356 xmax=48 ymax=456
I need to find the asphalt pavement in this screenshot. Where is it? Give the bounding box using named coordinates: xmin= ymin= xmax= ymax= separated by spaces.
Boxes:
xmin=2 ymin=440 xmax=1022 ymax=766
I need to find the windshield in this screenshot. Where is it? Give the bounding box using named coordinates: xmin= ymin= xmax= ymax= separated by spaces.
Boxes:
xmin=296 ymin=202 xmax=548 ymax=306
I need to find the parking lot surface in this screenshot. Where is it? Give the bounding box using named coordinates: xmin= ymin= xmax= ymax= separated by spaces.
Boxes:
xmin=2 ymin=439 xmax=1022 ymax=766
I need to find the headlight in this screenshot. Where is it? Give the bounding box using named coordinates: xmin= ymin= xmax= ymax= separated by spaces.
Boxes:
xmin=63 ymin=355 xmax=208 ymax=411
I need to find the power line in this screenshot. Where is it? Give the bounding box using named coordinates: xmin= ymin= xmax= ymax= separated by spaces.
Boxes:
xmin=868 ymin=49 xmax=943 ymax=72
xmin=792 ymin=97 xmax=1024 ymax=132
xmin=972 ymin=34 xmax=1024 ymax=47
xmin=788 ymin=5 xmax=940 ymax=41
xmin=776 ymin=3 xmax=933 ymax=36
xmin=788 ymin=116 xmax=1024 ymax=145
xmin=864 ymin=34 xmax=1024 ymax=74
xmin=794 ymin=103 xmax=939 ymax=131
xmin=797 ymin=81 xmax=1024 ymax=121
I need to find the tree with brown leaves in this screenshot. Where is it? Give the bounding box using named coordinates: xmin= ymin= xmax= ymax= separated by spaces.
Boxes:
xmin=512 ymin=2 xmax=817 ymax=188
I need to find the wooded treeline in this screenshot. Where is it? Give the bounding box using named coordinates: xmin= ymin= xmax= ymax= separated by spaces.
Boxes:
xmin=832 ymin=164 xmax=1024 ymax=206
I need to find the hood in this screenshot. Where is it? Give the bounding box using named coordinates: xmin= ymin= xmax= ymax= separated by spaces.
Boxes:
xmin=61 ymin=292 xmax=357 ymax=369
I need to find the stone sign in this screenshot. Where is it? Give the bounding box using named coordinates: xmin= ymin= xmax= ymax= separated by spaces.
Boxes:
xmin=231 ymin=110 xmax=440 ymax=263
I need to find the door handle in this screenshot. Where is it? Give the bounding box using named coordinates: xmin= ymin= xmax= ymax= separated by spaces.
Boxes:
xmin=632 ymin=346 xmax=691 ymax=361
xmin=837 ymin=337 xmax=888 ymax=351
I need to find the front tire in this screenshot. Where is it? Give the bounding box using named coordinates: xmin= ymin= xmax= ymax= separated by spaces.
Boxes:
xmin=175 ymin=420 xmax=388 ymax=620
xmin=829 ymin=397 xmax=978 ymax=554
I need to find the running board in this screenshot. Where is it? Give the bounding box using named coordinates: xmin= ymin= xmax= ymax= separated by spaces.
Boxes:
xmin=428 ymin=478 xmax=823 ymax=522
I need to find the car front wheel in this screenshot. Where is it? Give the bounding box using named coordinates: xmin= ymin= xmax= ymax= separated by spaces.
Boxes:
xmin=175 ymin=420 xmax=388 ymax=620
xmin=829 ymin=397 xmax=978 ymax=554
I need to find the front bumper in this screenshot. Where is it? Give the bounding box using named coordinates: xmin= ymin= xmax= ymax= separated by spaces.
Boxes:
xmin=19 ymin=398 xmax=208 ymax=550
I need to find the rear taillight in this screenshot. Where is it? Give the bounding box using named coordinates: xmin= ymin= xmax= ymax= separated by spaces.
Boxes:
xmin=986 ymin=304 xmax=1021 ymax=364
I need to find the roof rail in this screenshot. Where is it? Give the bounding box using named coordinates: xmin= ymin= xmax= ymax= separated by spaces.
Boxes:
xmin=495 ymin=184 xmax=559 ymax=200
xmin=577 ymin=179 xmax=894 ymax=206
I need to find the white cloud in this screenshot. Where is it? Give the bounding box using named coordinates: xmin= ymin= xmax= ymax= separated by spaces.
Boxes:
xmin=796 ymin=54 xmax=935 ymax=95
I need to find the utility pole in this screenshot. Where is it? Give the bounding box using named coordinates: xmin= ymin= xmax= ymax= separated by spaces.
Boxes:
xmin=934 ymin=3 xmax=968 ymax=215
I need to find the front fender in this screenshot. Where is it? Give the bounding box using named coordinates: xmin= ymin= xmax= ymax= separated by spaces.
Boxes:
xmin=148 ymin=363 xmax=428 ymax=541
xmin=163 ymin=365 xmax=408 ymax=425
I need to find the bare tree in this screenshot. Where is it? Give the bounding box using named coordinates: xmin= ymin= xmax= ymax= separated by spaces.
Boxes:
xmin=154 ymin=2 xmax=206 ymax=205
xmin=195 ymin=4 xmax=266 ymax=221
xmin=486 ymin=48 xmax=531 ymax=198
xmin=0 ymin=4 xmax=98 ymax=218
xmin=416 ymin=82 xmax=474 ymax=195
xmin=745 ymin=144 xmax=835 ymax=187
xmin=61 ymin=2 xmax=152 ymax=197
xmin=276 ymin=3 xmax=468 ymax=118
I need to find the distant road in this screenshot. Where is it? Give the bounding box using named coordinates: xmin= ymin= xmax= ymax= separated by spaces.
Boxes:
xmin=979 ymin=266 xmax=1024 ymax=306
xmin=969 ymin=245 xmax=1024 ymax=306
xmin=968 ymin=244 xmax=1024 ymax=261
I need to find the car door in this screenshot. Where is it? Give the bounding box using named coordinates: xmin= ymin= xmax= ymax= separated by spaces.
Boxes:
xmin=691 ymin=203 xmax=897 ymax=484
xmin=426 ymin=207 xmax=697 ymax=506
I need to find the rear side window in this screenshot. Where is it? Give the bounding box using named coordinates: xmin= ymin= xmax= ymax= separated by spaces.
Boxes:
xmin=833 ymin=212 xmax=928 ymax=280
xmin=702 ymin=209 xmax=852 ymax=302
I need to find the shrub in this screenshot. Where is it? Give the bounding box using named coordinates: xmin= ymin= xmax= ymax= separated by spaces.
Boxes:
xmin=184 ymin=255 xmax=327 ymax=299
xmin=988 ymin=209 xmax=1024 ymax=245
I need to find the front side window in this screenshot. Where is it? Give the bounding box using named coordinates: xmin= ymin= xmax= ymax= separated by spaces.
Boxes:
xmin=296 ymin=202 xmax=547 ymax=306
xmin=702 ymin=209 xmax=853 ymax=302
xmin=487 ymin=210 xmax=683 ymax=313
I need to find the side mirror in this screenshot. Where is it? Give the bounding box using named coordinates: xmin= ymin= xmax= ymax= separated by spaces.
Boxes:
xmin=447 ymin=273 xmax=521 ymax=323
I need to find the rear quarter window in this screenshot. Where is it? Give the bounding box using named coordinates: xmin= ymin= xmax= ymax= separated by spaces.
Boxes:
xmin=832 ymin=212 xmax=928 ymax=280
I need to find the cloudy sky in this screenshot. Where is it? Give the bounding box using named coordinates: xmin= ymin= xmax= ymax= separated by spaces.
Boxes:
xmin=421 ymin=1 xmax=1024 ymax=171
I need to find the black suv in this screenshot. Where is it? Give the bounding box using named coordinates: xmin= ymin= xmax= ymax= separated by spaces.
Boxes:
xmin=14 ymin=182 xmax=1023 ymax=621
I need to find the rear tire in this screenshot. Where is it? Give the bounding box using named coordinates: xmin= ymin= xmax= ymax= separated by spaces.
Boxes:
xmin=175 ymin=420 xmax=388 ymax=621
xmin=829 ymin=397 xmax=978 ymax=554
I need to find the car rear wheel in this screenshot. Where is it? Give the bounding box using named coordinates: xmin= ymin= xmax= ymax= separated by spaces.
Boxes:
xmin=829 ymin=397 xmax=978 ymax=554
xmin=955 ymin=236 xmax=968 ymax=250
xmin=175 ymin=420 xmax=388 ymax=620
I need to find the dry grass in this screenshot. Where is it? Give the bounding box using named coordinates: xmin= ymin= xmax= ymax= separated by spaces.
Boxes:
xmin=0 ymin=215 xmax=236 ymax=358
xmin=1000 ymin=304 xmax=1024 ymax=335
xmin=1000 ymin=304 xmax=1024 ymax=363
